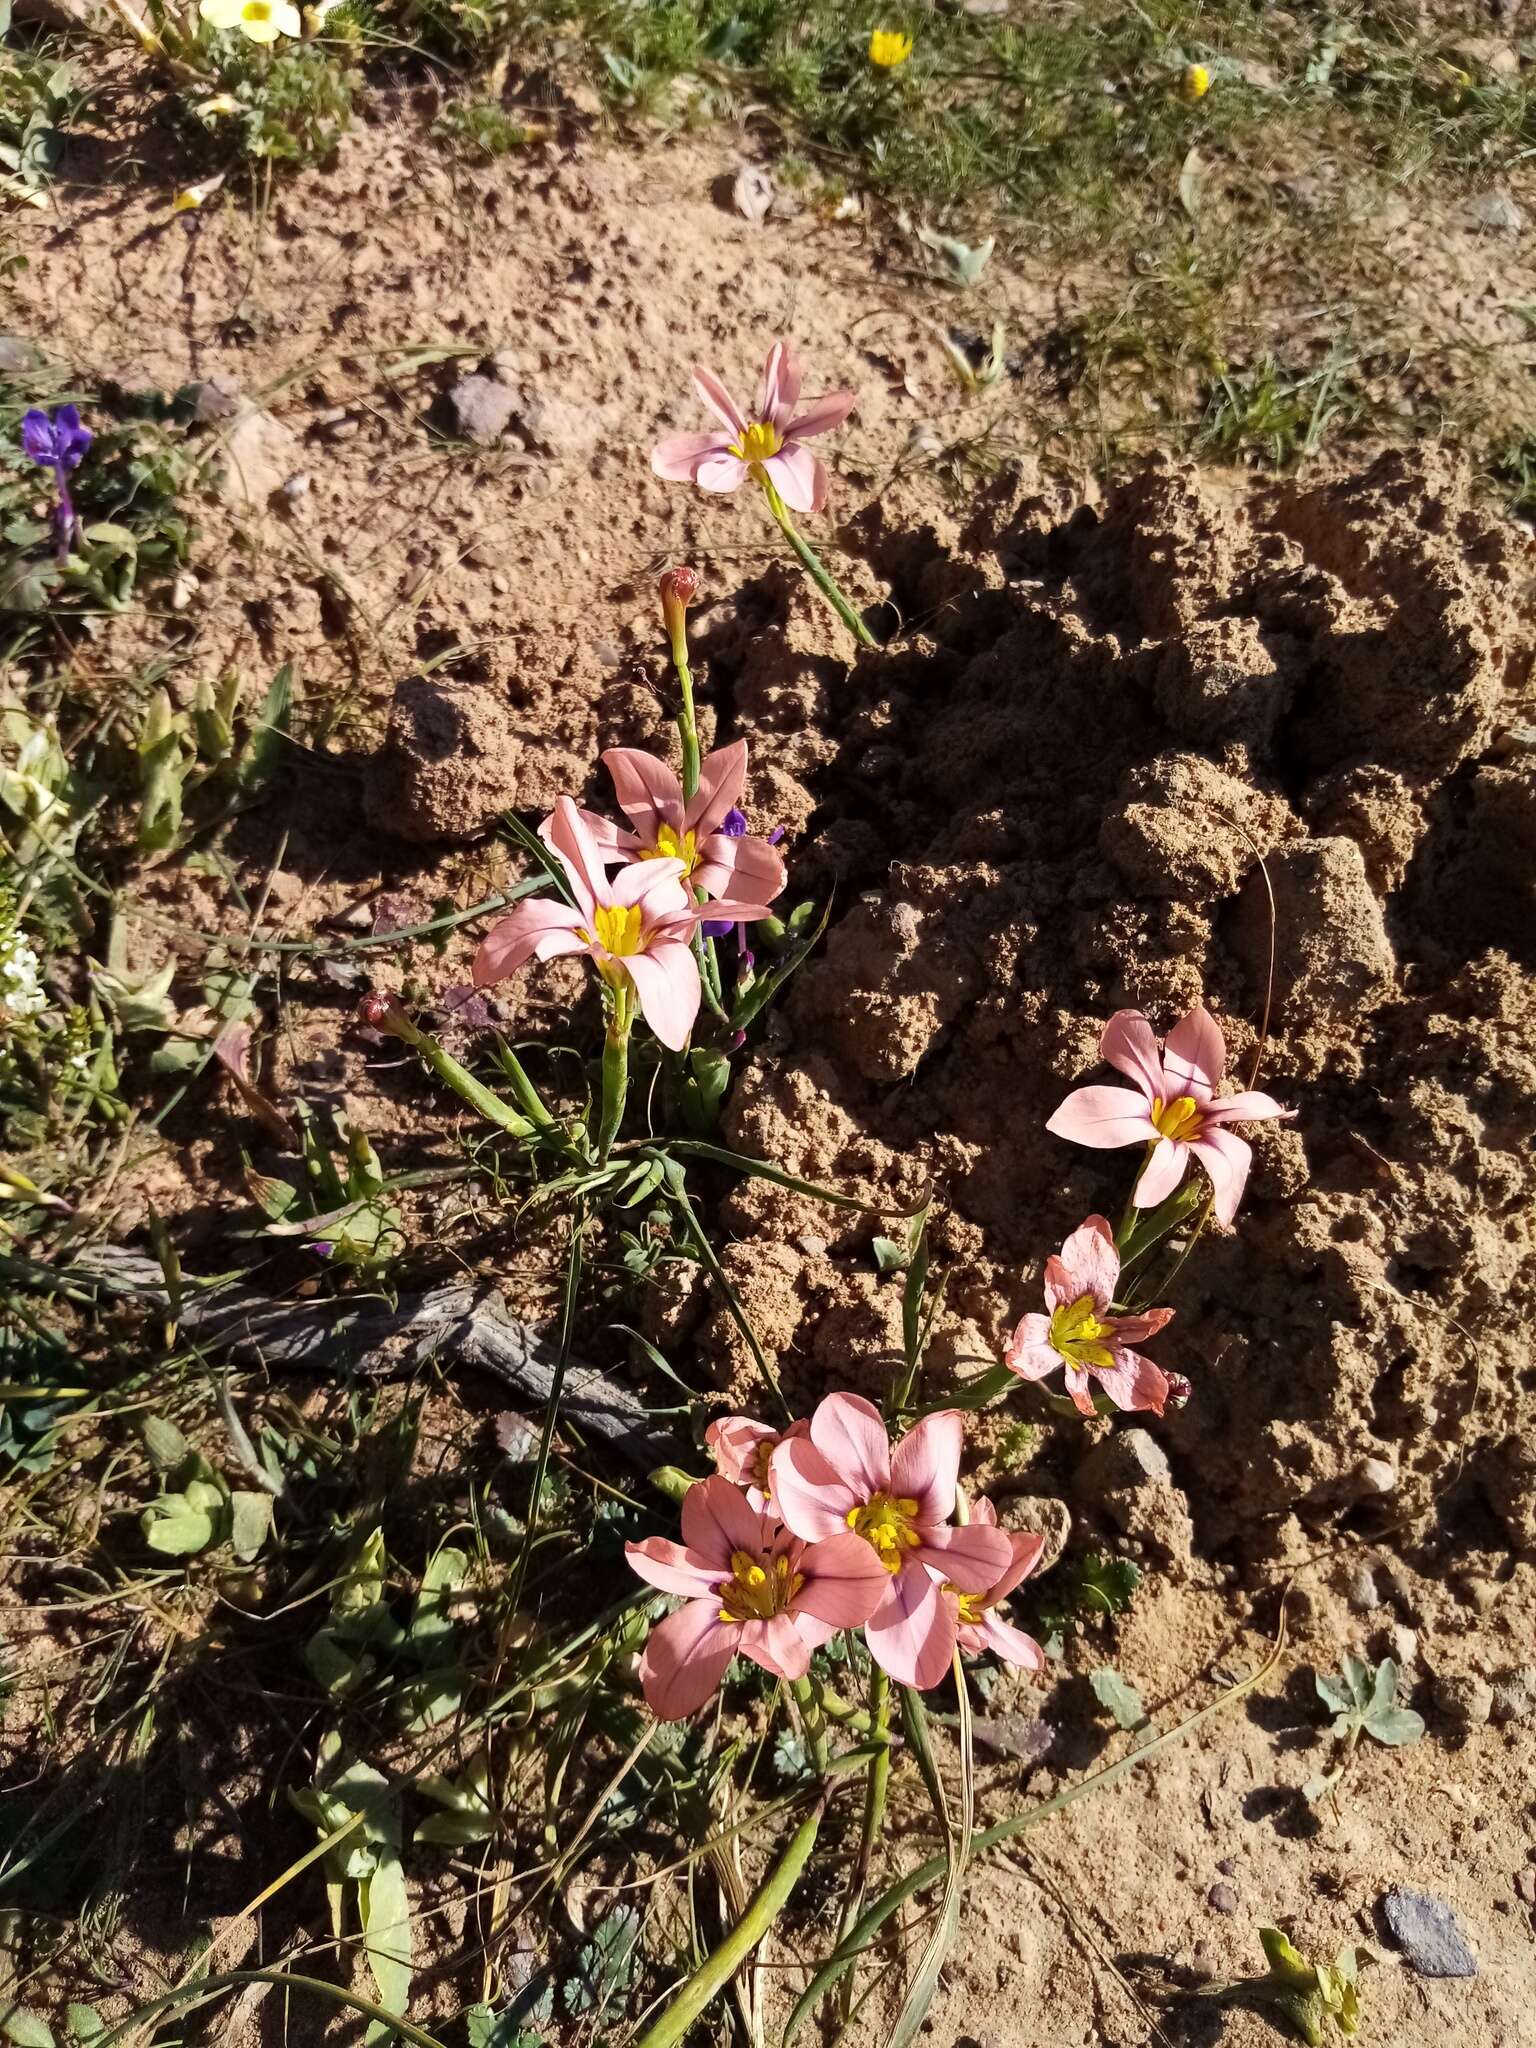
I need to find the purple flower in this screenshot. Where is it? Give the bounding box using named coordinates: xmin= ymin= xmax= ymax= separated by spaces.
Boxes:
xmin=701 ymin=812 xmax=783 ymax=973
xmin=22 ymin=405 xmax=92 ymax=473
xmin=21 ymin=405 xmax=92 ymax=565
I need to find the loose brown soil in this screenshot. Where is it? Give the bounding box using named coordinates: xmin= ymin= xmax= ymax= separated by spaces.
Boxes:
xmin=6 ymin=82 xmax=1536 ymax=2048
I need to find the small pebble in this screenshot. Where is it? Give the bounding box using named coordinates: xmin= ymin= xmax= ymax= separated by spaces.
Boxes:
xmin=1380 ymin=1887 xmax=1478 ymax=1977
xmin=1207 ymin=1882 xmax=1239 ymax=1916
xmin=1356 ymin=1456 xmax=1396 ymax=1496
xmin=1515 ymin=1869 xmax=1536 ymax=1907
xmin=1491 ymin=1665 xmax=1536 ymax=1724
xmin=1346 ymin=1562 xmax=1380 ymax=1612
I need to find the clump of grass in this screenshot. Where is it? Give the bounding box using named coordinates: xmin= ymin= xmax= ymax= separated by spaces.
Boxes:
xmin=433 ymin=95 xmax=549 ymax=156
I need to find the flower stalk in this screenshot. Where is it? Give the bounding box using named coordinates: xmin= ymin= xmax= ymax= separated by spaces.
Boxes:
xmin=357 ymin=994 xmax=533 ymax=1137
xmin=760 ymin=475 xmax=876 ymax=649
xmin=595 ymin=986 xmax=633 ymax=1164
xmin=659 ymin=566 xmax=702 ymax=802
xmin=836 ymin=1663 xmax=891 ymax=2016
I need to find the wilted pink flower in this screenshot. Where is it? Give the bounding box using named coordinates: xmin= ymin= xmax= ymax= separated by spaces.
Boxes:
xmin=471 ymin=797 xmax=773 ymax=1052
xmin=704 ymin=1413 xmax=809 ymax=1511
xmin=580 ymin=740 xmax=786 ymax=908
xmin=771 ymin=1393 xmax=1014 ymax=1690
xmin=625 ymin=1476 xmax=888 ymax=1720
xmin=651 ymin=341 xmax=856 ymax=515
xmin=1046 ymin=1006 xmax=1293 ymax=1227
xmin=936 ymin=1499 xmax=1047 ymax=1670
xmin=1005 ymin=1215 xmax=1174 ymax=1417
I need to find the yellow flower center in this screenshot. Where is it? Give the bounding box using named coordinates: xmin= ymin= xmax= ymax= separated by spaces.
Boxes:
xmin=243 ymin=2 xmax=272 ymax=18
xmin=732 ymin=420 xmax=784 ymax=465
xmin=1048 ymin=1293 xmax=1116 ymax=1372
xmin=953 ymin=1589 xmax=986 ymax=1626
xmin=718 ymin=1549 xmax=804 ymax=1624
xmin=1150 ymin=1093 xmax=1202 ymax=1141
xmin=847 ymin=1492 xmax=923 ymax=1574
xmin=586 ymin=903 xmax=646 ymax=959
xmin=643 ymin=823 xmax=698 ymax=872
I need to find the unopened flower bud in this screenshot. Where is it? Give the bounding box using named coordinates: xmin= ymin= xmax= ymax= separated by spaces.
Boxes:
xmin=659 ymin=565 xmax=700 ymax=661
xmin=356 ymin=990 xmax=420 ymax=1044
xmin=1164 ymin=1372 xmax=1193 ymax=1410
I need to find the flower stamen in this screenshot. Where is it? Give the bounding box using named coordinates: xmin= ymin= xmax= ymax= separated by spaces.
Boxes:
xmin=847 ymin=1492 xmax=923 ymax=1573
xmin=718 ymin=1548 xmax=803 ymax=1623
xmin=1150 ymin=1093 xmax=1202 ymax=1141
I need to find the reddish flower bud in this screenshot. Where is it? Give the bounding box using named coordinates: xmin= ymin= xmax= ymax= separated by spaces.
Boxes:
xmin=1164 ymin=1372 xmax=1193 ymax=1411
xmin=659 ymin=565 xmax=700 ymax=611
xmin=356 ymin=990 xmax=417 ymax=1043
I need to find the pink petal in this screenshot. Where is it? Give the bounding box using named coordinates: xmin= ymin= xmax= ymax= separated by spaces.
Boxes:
xmin=809 ymin=1392 xmax=892 ymax=1500
xmin=471 ymin=899 xmax=586 ymax=986
xmin=692 ymin=364 xmax=747 ymax=436
xmin=1191 ymin=1126 xmax=1252 ymax=1227
xmin=640 ymin=1600 xmax=737 ymax=1720
xmin=786 ymin=390 xmax=857 ymax=440
xmin=737 ymin=1611 xmax=810 ymax=1683
xmin=623 ymin=940 xmax=701 ymax=1052
xmin=793 ymin=1613 xmax=840 ymax=1651
xmin=1053 ymin=1215 xmax=1120 ymax=1311
xmin=793 ymin=1530 xmax=889 ymax=1629
xmin=1062 ymin=1365 xmax=1097 ymax=1416
xmin=890 ymin=1409 xmax=962 ymax=1524
xmin=914 ymin=1520 xmax=1014 ymax=1592
xmin=762 ymin=442 xmax=827 ymax=515
xmin=1163 ymin=1005 xmax=1225 ymax=1103
xmin=694 ymin=451 xmax=751 ymax=494
xmin=680 ymin=1474 xmax=768 ymax=1568
xmin=989 ymin=1530 xmax=1047 ymax=1603
xmin=1093 ymin=1349 xmax=1169 ymax=1415
xmin=704 ymin=1415 xmax=776 ymax=1487
xmin=1202 ymin=1088 xmax=1293 ymax=1125
xmin=652 ymin=430 xmax=732 ymax=484
xmin=867 ymin=1565 xmax=956 ymax=1690
xmin=978 ymin=1612 xmax=1047 ymax=1671
xmin=687 ymin=889 xmax=777 ymax=926
xmin=1133 ymin=1136 xmax=1189 ymax=1209
xmin=602 ymin=747 xmax=685 ymax=845
xmin=1111 ymin=1304 xmax=1174 ymax=1344
xmin=544 ymin=796 xmax=611 ymax=909
xmin=770 ymin=1434 xmax=860 ymax=1541
xmin=1099 ymin=1011 xmax=1166 ymax=1102
xmin=573 ymin=806 xmax=641 ymax=862
xmin=686 ymin=739 xmax=749 ymax=839
xmin=609 ymin=856 xmax=690 ymax=913
xmin=694 ymin=829 xmax=786 ymax=906
xmin=1004 ymin=1315 xmax=1060 ymax=1381
xmin=625 ymin=1536 xmax=723 ymax=1599
xmin=757 ymin=340 xmax=802 ymax=427
xmin=1046 ymin=1085 xmax=1158 ymax=1150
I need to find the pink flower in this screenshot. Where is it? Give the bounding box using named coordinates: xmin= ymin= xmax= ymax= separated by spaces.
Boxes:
xmin=580 ymin=740 xmax=786 ymax=908
xmin=625 ymin=1476 xmax=888 ymax=1720
xmin=1045 ymin=1006 xmax=1294 ymax=1227
xmin=1005 ymin=1215 xmax=1175 ymax=1417
xmin=771 ymin=1394 xmax=1014 ymax=1691
xmin=651 ymin=341 xmax=857 ymax=516
xmin=935 ymin=1499 xmax=1047 ymax=1670
xmin=471 ymin=797 xmax=773 ymax=1052
xmin=704 ymin=1413 xmax=809 ymax=1511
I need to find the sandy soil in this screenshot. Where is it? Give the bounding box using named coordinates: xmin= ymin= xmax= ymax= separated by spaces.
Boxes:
xmin=5 ymin=78 xmax=1536 ymax=2048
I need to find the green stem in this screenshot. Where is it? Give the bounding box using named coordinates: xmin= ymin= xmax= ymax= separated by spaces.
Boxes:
xmin=392 ymin=1017 xmax=533 ymax=1137
xmin=760 ymin=475 xmax=877 ymax=649
xmin=836 ymin=1666 xmax=891 ymax=2017
xmin=595 ymin=991 xmax=632 ymax=1164
xmin=790 ymin=1675 xmax=830 ymax=1773
xmin=492 ymin=1039 xmax=556 ymax=1128
xmin=630 ymin=1791 xmax=828 ymax=2048
xmin=675 ymin=645 xmax=701 ymax=803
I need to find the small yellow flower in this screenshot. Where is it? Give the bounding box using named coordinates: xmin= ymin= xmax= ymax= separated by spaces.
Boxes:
xmin=200 ymin=0 xmax=302 ymax=42
xmin=868 ymin=27 xmax=913 ymax=68
xmin=172 ymin=173 xmax=226 ymax=213
xmin=194 ymin=93 xmax=244 ymax=119
xmin=1180 ymin=61 xmax=1211 ymax=99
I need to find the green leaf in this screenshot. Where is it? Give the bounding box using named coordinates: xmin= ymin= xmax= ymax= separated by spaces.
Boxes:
xmin=142 ymin=1503 xmax=215 ymax=1555
xmin=407 ymin=1545 xmax=467 ymax=1665
xmin=1364 ymin=1704 xmax=1425 ymax=1748
xmin=65 ymin=2009 xmax=104 ymax=2044
xmin=915 ymin=224 xmax=994 ymax=287
xmin=1369 ymin=1657 xmax=1400 ymax=1717
xmin=304 ymin=1629 xmax=366 ymax=1696
xmin=1090 ymin=1667 xmax=1148 ymax=1732
xmin=411 ymin=1811 xmax=495 ymax=1847
xmin=228 ymin=1490 xmax=273 ymax=1562
xmin=1340 ymin=1654 xmax=1373 ymax=1712
xmin=2 ymin=2010 xmax=56 ymax=2047
xmin=871 ymin=1236 xmax=907 ymax=1274
xmin=232 ymin=662 xmax=292 ymax=793
xmin=358 ymin=1849 xmax=413 ymax=2036
xmin=1314 ymin=1670 xmax=1354 ymax=1718
xmin=142 ymin=1413 xmax=191 ymax=1472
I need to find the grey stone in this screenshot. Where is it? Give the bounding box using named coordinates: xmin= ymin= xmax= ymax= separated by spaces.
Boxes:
xmin=1432 ymin=1673 xmax=1494 ymax=1739
xmin=1491 ymin=1665 xmax=1536 ymax=1724
xmin=997 ymin=1493 xmax=1072 ymax=1572
xmin=218 ymin=407 xmax=302 ymax=513
xmin=1516 ymin=1869 xmax=1536 ymax=1907
xmin=1346 ymin=1562 xmax=1380 ymax=1612
xmin=448 ymin=375 xmax=522 ymax=447
xmin=1355 ymin=1456 xmax=1397 ymax=1496
xmin=1380 ymin=1888 xmax=1478 ymax=1977
xmin=1463 ymin=190 xmax=1525 ymax=234
xmin=185 ymin=374 xmax=242 ymax=425
xmin=1207 ymin=1882 xmax=1239 ymax=1915
xmin=1075 ymin=1427 xmax=1170 ymax=1495
xmin=521 ymin=392 xmax=604 ymax=456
